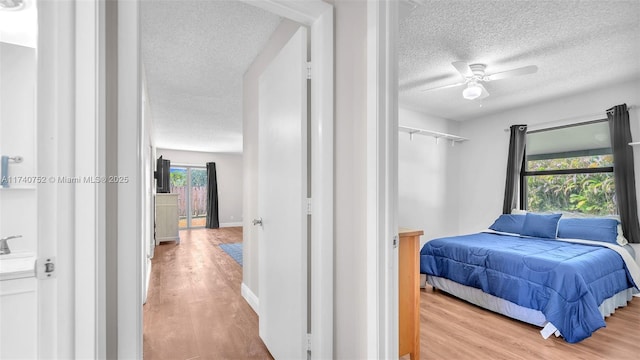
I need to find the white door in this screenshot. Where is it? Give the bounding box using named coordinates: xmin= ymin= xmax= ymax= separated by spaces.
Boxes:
xmin=257 ymin=26 xmax=308 ymax=359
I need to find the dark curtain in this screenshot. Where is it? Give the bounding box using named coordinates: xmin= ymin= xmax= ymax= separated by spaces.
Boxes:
xmin=206 ymin=162 xmax=220 ymax=229
xmin=502 ymin=125 xmax=527 ymax=214
xmin=608 ymin=104 xmax=640 ymax=243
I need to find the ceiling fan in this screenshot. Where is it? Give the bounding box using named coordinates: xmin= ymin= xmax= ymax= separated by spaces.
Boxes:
xmin=421 ymin=61 xmax=538 ymax=100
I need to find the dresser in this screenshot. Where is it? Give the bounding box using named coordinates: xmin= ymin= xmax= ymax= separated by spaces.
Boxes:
xmin=155 ymin=193 xmax=179 ymax=244
xmin=399 ymin=228 xmax=423 ymax=360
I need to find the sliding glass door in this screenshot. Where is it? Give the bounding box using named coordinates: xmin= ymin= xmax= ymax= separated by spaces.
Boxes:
xmin=170 ymin=166 xmax=207 ymax=229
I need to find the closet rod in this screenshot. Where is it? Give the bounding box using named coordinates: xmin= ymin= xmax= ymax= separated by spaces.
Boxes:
xmin=399 ymin=125 xmax=468 ymax=142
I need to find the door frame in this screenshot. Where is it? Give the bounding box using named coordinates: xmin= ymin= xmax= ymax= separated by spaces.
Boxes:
xmin=39 ymin=0 xmax=143 ymax=357
xmin=37 ymin=0 xmax=106 ymax=357
xmin=111 ymin=0 xmax=335 ymax=358
xmin=366 ymin=1 xmax=400 ymax=358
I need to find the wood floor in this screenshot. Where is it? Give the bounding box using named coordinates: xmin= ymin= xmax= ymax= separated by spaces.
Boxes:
xmin=143 ymin=227 xmax=273 ymax=360
xmin=419 ymin=287 xmax=640 ymax=359
xmin=145 ymin=228 xmax=639 ymax=359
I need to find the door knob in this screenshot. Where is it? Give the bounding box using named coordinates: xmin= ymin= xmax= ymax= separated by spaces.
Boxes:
xmin=252 ymin=217 xmax=263 ymax=226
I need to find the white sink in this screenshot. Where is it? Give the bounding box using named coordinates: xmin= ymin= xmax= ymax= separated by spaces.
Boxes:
xmin=0 ymin=252 xmax=36 ymax=280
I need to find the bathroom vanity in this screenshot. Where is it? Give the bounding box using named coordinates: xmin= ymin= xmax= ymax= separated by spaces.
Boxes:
xmin=0 ymin=252 xmax=37 ymax=359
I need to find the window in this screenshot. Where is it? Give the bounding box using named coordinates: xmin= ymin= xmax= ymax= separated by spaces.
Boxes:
xmin=520 ymin=120 xmax=616 ymax=216
xmin=170 ymin=166 xmax=208 ymax=228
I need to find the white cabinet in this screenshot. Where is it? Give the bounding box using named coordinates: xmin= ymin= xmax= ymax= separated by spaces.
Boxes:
xmin=155 ymin=193 xmax=179 ymax=244
xmin=0 ymin=277 xmax=37 ymax=359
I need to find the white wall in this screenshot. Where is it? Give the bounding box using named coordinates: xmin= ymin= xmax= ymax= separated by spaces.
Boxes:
xmin=141 ymin=65 xmax=155 ymax=303
xmin=457 ymin=80 xmax=640 ymax=237
xmin=36 ymin=1 xmax=83 ymax=354
xmin=156 ymin=148 xmax=243 ymax=226
xmin=398 ymin=107 xmax=461 ymax=244
xmin=333 ymin=0 xmax=368 ymax=357
xmin=242 ymin=19 xmax=300 ymax=299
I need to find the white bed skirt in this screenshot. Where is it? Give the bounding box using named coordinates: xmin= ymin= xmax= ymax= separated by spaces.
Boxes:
xmin=426 ymin=275 xmax=634 ymax=338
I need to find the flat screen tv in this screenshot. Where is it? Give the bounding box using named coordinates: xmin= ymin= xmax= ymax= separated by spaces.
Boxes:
xmin=154 ymin=156 xmax=170 ymax=193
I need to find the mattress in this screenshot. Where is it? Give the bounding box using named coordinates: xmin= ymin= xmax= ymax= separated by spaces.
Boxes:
xmin=420 ymin=231 xmax=639 ymax=342
xmin=426 ymin=275 xmax=635 ymax=339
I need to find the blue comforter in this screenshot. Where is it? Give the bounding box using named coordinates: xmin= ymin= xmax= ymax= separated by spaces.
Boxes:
xmin=420 ymin=232 xmax=636 ymax=343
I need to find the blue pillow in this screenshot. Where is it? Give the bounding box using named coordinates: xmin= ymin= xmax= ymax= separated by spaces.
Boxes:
xmin=489 ymin=214 xmax=525 ymax=234
xmin=557 ymin=218 xmax=619 ymax=244
xmin=521 ymin=213 xmax=561 ymax=239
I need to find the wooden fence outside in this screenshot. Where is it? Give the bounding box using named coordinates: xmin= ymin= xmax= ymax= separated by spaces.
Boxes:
xmin=170 ymin=185 xmax=208 ymax=218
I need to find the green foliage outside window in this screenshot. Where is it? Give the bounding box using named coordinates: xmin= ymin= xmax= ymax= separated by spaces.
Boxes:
xmin=190 ymin=169 xmax=208 ymax=187
xmin=526 ymin=155 xmax=616 ymax=216
xmin=170 ymin=168 xmax=187 ymax=187
xmin=170 ymin=167 xmax=207 ymax=187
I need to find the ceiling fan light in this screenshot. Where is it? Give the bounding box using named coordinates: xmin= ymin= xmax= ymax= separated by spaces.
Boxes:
xmin=0 ymin=0 xmax=26 ymax=11
xmin=462 ymin=83 xmax=482 ymax=100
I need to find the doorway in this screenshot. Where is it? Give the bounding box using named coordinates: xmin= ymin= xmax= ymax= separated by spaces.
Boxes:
xmin=169 ymin=166 xmax=207 ymax=229
xmin=126 ymin=1 xmax=335 ymax=358
xmin=34 ymin=0 xmax=335 ymax=357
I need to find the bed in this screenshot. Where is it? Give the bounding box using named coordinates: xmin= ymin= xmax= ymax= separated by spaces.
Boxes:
xmin=419 ymin=213 xmax=640 ymax=343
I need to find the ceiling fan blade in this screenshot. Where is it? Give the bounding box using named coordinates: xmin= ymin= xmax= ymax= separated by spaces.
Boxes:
xmin=485 ymin=65 xmax=538 ymax=81
xmin=420 ymin=81 xmax=466 ymax=92
xmin=452 ymin=61 xmax=473 ymax=78
xmin=476 ymin=83 xmax=490 ymax=100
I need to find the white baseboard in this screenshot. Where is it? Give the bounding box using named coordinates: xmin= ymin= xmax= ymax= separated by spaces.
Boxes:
xmin=241 ymin=282 xmax=259 ymax=314
xmin=143 ymin=258 xmax=152 ymax=304
xmin=220 ymin=222 xmax=243 ymax=228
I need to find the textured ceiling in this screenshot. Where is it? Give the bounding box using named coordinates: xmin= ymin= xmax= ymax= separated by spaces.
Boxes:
xmin=399 ymin=0 xmax=640 ymax=121
xmin=144 ymin=1 xmax=640 ymax=152
xmin=141 ymin=0 xmax=281 ymax=153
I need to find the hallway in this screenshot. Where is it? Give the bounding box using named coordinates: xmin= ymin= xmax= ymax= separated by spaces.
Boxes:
xmin=143 ymin=228 xmax=272 ymax=359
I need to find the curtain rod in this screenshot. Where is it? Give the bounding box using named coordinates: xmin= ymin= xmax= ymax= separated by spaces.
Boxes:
xmin=607 ymin=105 xmax=635 ymax=113
xmin=504 ymin=105 xmax=636 ymax=132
